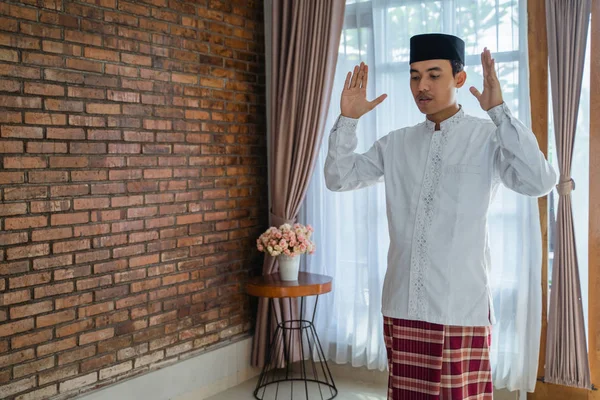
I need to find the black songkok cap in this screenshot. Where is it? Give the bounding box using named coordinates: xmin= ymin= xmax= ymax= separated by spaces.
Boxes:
xmin=409 ymin=33 xmax=465 ymax=65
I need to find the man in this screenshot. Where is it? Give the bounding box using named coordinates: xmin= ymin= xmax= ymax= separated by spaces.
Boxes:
xmin=324 ymin=33 xmax=556 ymax=399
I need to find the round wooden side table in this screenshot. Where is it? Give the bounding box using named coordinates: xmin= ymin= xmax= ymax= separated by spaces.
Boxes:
xmin=246 ymin=272 xmax=337 ymax=400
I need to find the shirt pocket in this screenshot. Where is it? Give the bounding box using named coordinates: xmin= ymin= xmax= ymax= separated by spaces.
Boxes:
xmin=443 ymin=164 xmax=484 ymax=215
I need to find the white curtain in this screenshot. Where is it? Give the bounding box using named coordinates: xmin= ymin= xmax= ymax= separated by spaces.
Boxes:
xmin=299 ymin=0 xmax=542 ymax=394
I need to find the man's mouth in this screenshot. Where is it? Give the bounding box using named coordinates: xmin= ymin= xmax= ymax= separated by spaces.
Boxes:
xmin=418 ymin=97 xmax=432 ymax=105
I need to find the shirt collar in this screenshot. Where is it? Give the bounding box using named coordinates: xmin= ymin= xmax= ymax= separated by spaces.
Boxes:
xmin=424 ymin=106 xmax=465 ymax=132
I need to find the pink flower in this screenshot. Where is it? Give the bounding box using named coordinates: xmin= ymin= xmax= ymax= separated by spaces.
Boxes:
xmin=257 ymin=245 xmax=264 ymax=252
xmin=279 ymin=239 xmax=288 ymax=248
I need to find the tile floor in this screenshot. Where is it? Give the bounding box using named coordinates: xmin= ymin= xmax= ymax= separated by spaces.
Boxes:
xmin=206 ymin=372 xmax=386 ymax=400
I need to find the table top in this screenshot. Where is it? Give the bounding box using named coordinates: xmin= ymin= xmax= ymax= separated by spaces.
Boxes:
xmin=246 ymin=272 xmax=333 ymax=298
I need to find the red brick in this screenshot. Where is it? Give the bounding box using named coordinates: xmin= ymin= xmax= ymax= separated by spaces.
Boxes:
xmin=108 ymin=143 xmax=141 ymax=153
xmin=13 ymin=356 xmax=55 ymax=379
xmin=121 ymin=53 xmax=152 ymax=66
xmin=114 ymin=270 xmax=146 ymax=285
xmin=95 ymin=285 xmax=129 ymax=301
xmin=54 ymin=293 xmax=93 ymax=310
xmin=24 ymin=112 xmax=67 ymax=125
xmin=129 ymin=231 xmax=159 ymax=244
xmin=0 ymin=110 xmax=21 ymax=123
xmin=0 ymin=290 xmax=30 ymax=306
xmin=91 ymin=182 xmax=126 ymax=194
xmin=87 ymin=103 xmax=121 ymax=114
xmin=54 ymin=265 xmax=91 ymax=281
xmin=81 ymin=353 xmax=116 ymax=373
xmin=176 ymin=214 xmax=204 ymax=225
xmin=0 ymin=232 xmax=28 ymax=246
xmin=88 ymin=129 xmax=122 ymax=141
xmin=43 ymin=40 xmax=82 ymax=56
xmin=0 ymin=95 xmax=41 ymax=109
xmin=30 ymin=200 xmax=70 ymax=214
xmin=65 ymin=30 xmax=101 ymax=46
xmin=0 ymin=171 xmax=24 ymax=184
xmin=0 ymin=64 xmax=40 ymax=79
xmin=10 ymin=301 xmax=53 ymax=319
xmin=37 ymin=309 xmax=76 ymax=328
xmin=76 ymin=275 xmax=111 ymax=293
xmin=112 ymin=244 xmax=145 ymax=258
xmin=115 ymin=293 xmax=147 ymax=309
xmin=0 ymin=15 xmax=18 ymax=32
xmin=93 ymin=259 xmax=128 ymax=274
xmin=0 ymin=203 xmax=26 ymax=217
xmin=69 ymin=116 xmax=106 ymax=127
xmin=80 ymin=328 xmax=114 ymax=345
xmin=67 ymin=86 xmax=104 ymax=99
xmin=92 ymin=233 xmax=128 ymax=248
xmin=48 ymin=157 xmax=87 ymax=170
xmin=33 ymin=254 xmax=73 ymax=270
xmin=3 ymin=156 xmax=46 ymax=169
xmin=24 ymin=82 xmax=64 ymax=96
xmin=53 ymin=239 xmax=91 ymax=254
xmin=50 ymin=184 xmax=89 ymax=197
xmin=85 ymin=47 xmax=120 ymax=61
xmin=46 ymin=128 xmax=85 ymax=140
xmin=37 ymin=338 xmax=77 ymax=358
xmin=75 ymin=224 xmax=110 ymax=237
xmin=0 ymin=320 xmax=33 ymax=342
xmin=108 ymin=170 xmax=141 ymax=183
xmin=0 ymin=141 xmax=23 ymax=153
xmin=78 ymin=302 xmax=114 ymax=319
xmin=34 ymin=282 xmax=74 ymax=299
xmin=105 ymin=10 xmax=137 ymax=25
xmin=95 ymin=310 xmax=129 ymax=328
xmin=107 ymin=90 xmax=139 ymax=103
xmin=7 ymin=244 xmax=50 ymax=261
xmin=57 ymin=345 xmax=95 ymax=365
xmin=129 ymin=254 xmax=160 ymax=269
xmin=73 ymin=198 xmax=110 ymax=210
xmin=38 ymin=364 xmax=78 ymax=384
xmin=31 ymin=227 xmax=72 ymax=242
xmin=71 ymin=170 xmax=108 ymax=182
xmin=51 ymin=212 xmax=89 ymax=226
xmin=85 ymin=74 xmax=119 ymax=88
xmin=27 ymin=141 xmax=67 ymax=154
xmin=12 ymin=329 xmax=53 ymax=349
xmin=105 ymin=64 xmax=138 ymax=77
xmin=0 ymin=32 xmax=40 ymax=49
xmin=28 ymin=171 xmax=68 ymax=183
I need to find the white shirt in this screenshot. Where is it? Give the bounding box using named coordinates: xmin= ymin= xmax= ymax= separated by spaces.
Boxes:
xmin=324 ymin=103 xmax=557 ymax=326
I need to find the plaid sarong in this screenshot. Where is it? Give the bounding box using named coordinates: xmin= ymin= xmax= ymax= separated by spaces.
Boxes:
xmin=383 ymin=316 xmax=493 ymax=399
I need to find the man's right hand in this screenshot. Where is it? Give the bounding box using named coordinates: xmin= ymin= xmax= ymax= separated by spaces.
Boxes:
xmin=340 ymin=62 xmax=387 ymax=119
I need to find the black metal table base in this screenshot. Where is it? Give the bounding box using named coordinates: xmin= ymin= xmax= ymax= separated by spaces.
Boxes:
xmin=254 ymin=296 xmax=337 ymax=400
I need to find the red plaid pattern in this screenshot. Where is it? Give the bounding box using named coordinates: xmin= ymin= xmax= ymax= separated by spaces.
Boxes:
xmin=383 ymin=316 xmax=493 ymax=399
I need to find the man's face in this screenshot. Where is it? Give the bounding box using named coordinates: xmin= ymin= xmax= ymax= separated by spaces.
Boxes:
xmin=409 ymin=59 xmax=466 ymax=115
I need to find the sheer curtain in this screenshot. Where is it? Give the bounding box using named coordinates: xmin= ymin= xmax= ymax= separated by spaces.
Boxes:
xmin=300 ymin=0 xmax=542 ymax=393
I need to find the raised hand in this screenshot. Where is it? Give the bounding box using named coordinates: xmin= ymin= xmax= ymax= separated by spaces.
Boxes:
xmin=469 ymin=48 xmax=504 ymax=111
xmin=340 ymin=62 xmax=387 ymax=119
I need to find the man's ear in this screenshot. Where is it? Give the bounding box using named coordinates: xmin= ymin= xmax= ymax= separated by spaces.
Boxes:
xmin=455 ymin=70 xmax=467 ymax=89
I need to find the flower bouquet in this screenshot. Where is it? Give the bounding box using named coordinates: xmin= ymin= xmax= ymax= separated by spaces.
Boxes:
xmin=256 ymin=223 xmax=316 ymax=281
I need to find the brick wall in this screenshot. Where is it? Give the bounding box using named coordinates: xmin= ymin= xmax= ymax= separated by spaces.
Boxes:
xmin=0 ymin=0 xmax=266 ymax=398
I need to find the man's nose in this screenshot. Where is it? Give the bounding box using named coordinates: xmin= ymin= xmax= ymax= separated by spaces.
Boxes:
xmin=418 ymin=79 xmax=430 ymax=92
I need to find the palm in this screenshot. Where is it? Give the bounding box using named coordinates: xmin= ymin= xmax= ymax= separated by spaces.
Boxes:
xmin=340 ymin=63 xmax=387 ymax=119
xmin=469 ymin=48 xmax=504 ymax=111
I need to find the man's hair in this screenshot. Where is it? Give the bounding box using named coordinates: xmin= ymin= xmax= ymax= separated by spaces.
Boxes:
xmin=450 ymin=60 xmax=464 ymax=76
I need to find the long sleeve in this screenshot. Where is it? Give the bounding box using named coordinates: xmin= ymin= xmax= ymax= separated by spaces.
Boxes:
xmin=324 ymin=115 xmax=388 ymax=192
xmin=489 ymin=103 xmax=557 ymax=196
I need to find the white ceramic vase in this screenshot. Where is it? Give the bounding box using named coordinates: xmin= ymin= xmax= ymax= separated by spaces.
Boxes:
xmin=277 ymin=254 xmax=300 ymax=281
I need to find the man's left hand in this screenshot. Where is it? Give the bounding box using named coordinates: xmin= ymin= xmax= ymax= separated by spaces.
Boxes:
xmin=469 ymin=47 xmax=504 ymax=111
